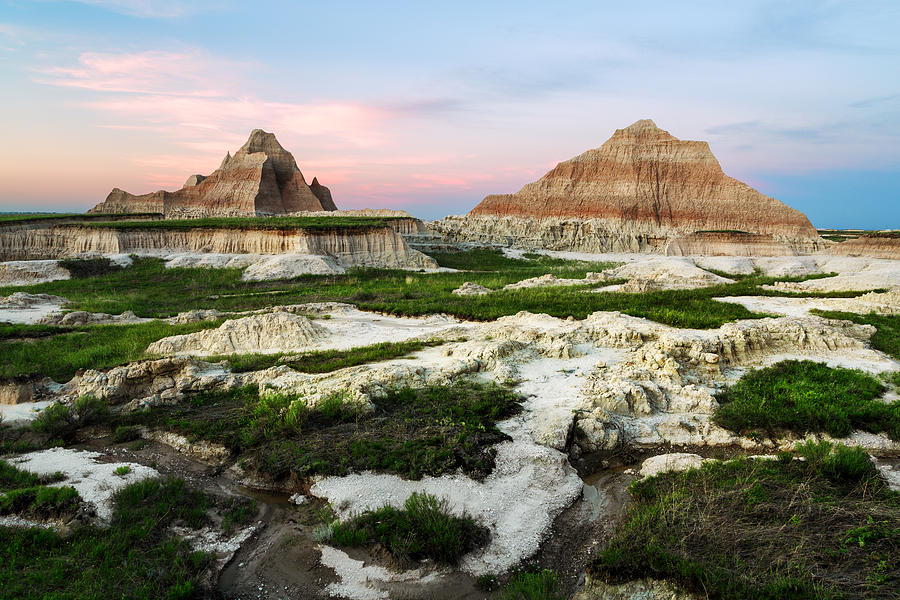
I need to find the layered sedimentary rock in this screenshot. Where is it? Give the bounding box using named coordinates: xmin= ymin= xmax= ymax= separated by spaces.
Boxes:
xmin=434 ymin=120 xmax=823 ymax=253
xmin=824 ymin=233 xmax=900 ymax=260
xmin=0 ymin=224 xmax=437 ymax=270
xmin=89 ymin=130 xmax=337 ymax=217
xmin=665 ymin=231 xmax=803 ymax=256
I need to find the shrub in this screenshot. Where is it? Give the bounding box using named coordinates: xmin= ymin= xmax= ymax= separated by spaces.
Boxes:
xmin=59 ymin=257 xmax=124 ymax=279
xmin=30 ymin=402 xmax=72 ymax=437
xmin=113 ymin=466 xmax=131 ymax=476
xmin=113 ymin=425 xmax=141 ymax=443
xmin=330 ymin=492 xmax=489 ymax=564
xmin=502 ymin=569 xmax=564 ymax=600
xmin=795 ymin=440 xmax=876 ymax=483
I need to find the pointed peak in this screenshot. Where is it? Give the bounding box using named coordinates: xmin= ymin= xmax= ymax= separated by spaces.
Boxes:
xmin=611 ymin=119 xmax=677 ymax=143
xmin=219 ymin=151 xmax=232 ymax=169
xmin=311 ymin=177 xmax=320 ymax=186
xmin=239 ymin=129 xmax=287 ymax=155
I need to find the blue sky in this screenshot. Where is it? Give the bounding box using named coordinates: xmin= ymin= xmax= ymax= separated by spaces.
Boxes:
xmin=0 ymin=0 xmax=897 ymax=227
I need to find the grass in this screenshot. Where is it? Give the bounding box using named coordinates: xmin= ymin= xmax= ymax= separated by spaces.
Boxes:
xmin=0 ymin=460 xmax=79 ymax=522
xmin=0 ymin=319 xmax=221 ymax=382
xmin=327 ymin=491 xmax=488 ymax=565
xmin=80 ymin=215 xmax=403 ymax=232
xmin=811 ymin=311 xmax=900 ymax=360
xmin=0 ymin=476 xmax=247 ymax=599
xmin=0 ymin=459 xmax=64 ymax=491
xmin=113 ymin=381 xmax=522 ymax=481
xmin=0 ymin=212 xmax=160 ymax=224
xmin=502 ymin=569 xmax=565 ymax=600
xmin=590 ymin=444 xmax=900 ymax=599
xmin=713 ymin=360 xmax=898 ymax=440
xmin=1 ymin=254 xmax=858 ymax=331
xmin=209 ymin=339 xmax=446 ymax=373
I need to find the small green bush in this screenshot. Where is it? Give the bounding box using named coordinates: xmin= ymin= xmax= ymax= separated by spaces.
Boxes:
xmin=59 ymin=257 xmax=124 ymax=279
xmin=113 ymin=466 xmax=131 ymax=476
xmin=30 ymin=402 xmax=71 ymax=437
xmin=795 ymin=440 xmax=876 ymax=483
xmin=113 ymin=425 xmax=141 ymax=443
xmin=330 ymin=492 xmax=488 ymax=564
xmin=502 ymin=569 xmax=564 ymax=600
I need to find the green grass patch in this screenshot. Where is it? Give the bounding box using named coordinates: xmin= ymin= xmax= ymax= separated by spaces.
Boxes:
xmin=0 ymin=459 xmax=64 ymax=492
xmin=210 ymin=339 xmax=445 ymax=373
xmin=328 ymin=491 xmax=488 ymax=565
xmin=591 ymin=446 xmax=900 ymax=599
xmin=714 ymin=360 xmax=897 ymax=440
xmin=0 ymin=485 xmax=80 ymax=521
xmin=81 ymin=216 xmax=402 ymax=232
xmin=502 ymin=569 xmax=565 ymax=600
xmin=0 ymin=319 xmax=221 ymax=382
xmin=114 ymin=381 xmax=522 ymax=481
xmin=429 ymin=248 xmax=615 ymax=274
xmin=0 ymin=254 xmax=870 ymax=334
xmin=0 ymin=477 xmax=224 ymax=599
xmin=811 ymin=310 xmax=900 ymax=359
xmin=0 ymin=212 xmax=159 ymax=225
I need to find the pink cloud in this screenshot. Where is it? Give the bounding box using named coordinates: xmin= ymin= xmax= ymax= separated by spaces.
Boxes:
xmin=34 ymin=49 xmax=245 ymax=96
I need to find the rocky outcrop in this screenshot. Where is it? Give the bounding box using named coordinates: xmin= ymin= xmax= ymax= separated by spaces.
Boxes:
xmin=308 ymin=177 xmax=337 ymax=211
xmin=147 ymin=312 xmax=324 ymax=356
xmin=89 ymin=129 xmax=337 ymax=217
xmin=433 ymin=120 xmax=824 ymax=254
xmin=0 ymin=260 xmax=70 ymax=286
xmin=665 ymin=231 xmax=806 ymax=256
xmin=824 ymin=233 xmax=900 ymax=260
xmin=0 ymin=224 xmax=437 ymax=271
xmin=574 ymin=577 xmax=700 ymax=600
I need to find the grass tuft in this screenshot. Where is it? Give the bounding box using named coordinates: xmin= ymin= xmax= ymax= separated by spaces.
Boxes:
xmin=330 ymin=492 xmax=488 ymax=565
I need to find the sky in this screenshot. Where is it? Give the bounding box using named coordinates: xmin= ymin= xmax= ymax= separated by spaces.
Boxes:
xmin=0 ymin=0 xmax=898 ymax=228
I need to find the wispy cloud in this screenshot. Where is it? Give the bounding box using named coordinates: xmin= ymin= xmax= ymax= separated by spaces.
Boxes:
xmin=66 ymin=0 xmax=229 ymax=19
xmin=33 ymin=49 xmax=244 ymax=96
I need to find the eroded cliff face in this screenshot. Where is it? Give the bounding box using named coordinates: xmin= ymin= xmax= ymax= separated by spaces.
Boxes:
xmin=89 ymin=129 xmax=337 ymax=217
xmin=0 ymin=225 xmax=436 ymax=269
xmin=824 ymin=234 xmax=900 ymax=260
xmin=665 ymin=231 xmax=821 ymax=256
xmin=439 ymin=120 xmax=823 ymax=254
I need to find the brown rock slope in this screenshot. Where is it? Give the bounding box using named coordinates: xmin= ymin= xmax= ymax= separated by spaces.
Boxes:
xmin=90 ymin=130 xmax=336 ymax=217
xmin=466 ymin=120 xmax=820 ymax=250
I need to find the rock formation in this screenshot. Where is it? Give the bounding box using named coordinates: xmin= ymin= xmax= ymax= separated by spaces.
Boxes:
xmin=0 ymin=222 xmax=437 ymax=272
xmin=824 ymin=233 xmax=900 ymax=260
xmin=434 ymin=120 xmax=823 ymax=253
xmin=89 ymin=129 xmax=337 ymax=217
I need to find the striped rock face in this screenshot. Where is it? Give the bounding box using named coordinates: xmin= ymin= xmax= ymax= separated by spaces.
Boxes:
xmin=471 ymin=119 xmax=819 ymax=241
xmin=89 ymin=129 xmax=336 ymax=217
